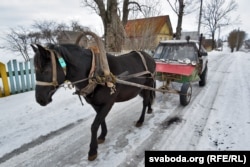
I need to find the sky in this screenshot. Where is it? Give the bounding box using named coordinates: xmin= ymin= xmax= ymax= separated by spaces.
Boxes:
xmin=0 ymin=0 xmax=249 ymax=44
xmin=0 ymin=47 xmax=250 ymax=166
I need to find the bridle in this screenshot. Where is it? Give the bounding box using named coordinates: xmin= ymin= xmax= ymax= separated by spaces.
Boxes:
xmin=35 ymin=47 xmax=91 ymax=106
xmin=36 ymin=49 xmax=67 ymax=87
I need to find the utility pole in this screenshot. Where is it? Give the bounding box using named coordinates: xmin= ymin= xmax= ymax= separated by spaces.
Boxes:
xmin=197 ymin=0 xmax=203 ymax=38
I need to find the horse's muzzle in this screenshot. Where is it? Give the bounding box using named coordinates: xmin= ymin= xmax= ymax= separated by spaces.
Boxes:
xmin=36 ymin=95 xmax=52 ymax=106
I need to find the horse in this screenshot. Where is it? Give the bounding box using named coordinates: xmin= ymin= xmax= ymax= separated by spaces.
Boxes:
xmin=31 ymin=32 xmax=156 ymax=161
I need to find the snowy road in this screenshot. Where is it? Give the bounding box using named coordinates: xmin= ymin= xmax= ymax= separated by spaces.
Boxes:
xmin=0 ymin=50 xmax=250 ymax=167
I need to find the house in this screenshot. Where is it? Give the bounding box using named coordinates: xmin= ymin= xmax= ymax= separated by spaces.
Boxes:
xmin=124 ymin=15 xmax=173 ymax=51
xmin=57 ymin=31 xmax=88 ymax=47
xmin=202 ymin=39 xmax=214 ymax=51
xmin=181 ymin=31 xmax=199 ymax=40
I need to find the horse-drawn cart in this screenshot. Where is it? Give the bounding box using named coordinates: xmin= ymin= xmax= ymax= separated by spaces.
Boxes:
xmin=152 ymin=38 xmax=208 ymax=106
xmin=116 ymin=38 xmax=208 ymax=106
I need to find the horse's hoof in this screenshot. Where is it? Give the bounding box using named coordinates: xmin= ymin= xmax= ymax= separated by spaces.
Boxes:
xmin=88 ymin=154 xmax=98 ymax=161
xmin=97 ymin=138 xmax=105 ymax=144
xmin=135 ymin=122 xmax=143 ymax=127
xmin=147 ymin=109 xmax=153 ymax=114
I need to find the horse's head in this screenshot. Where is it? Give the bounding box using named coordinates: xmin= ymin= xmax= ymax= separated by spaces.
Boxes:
xmin=31 ymin=44 xmax=66 ymax=106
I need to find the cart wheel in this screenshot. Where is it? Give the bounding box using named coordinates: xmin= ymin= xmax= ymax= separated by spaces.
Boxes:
xmin=180 ymin=83 xmax=192 ymax=106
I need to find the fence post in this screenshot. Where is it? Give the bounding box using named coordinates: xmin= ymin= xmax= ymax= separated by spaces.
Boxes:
xmin=7 ymin=60 xmax=16 ymax=94
xmin=0 ymin=62 xmax=10 ymax=97
xmin=30 ymin=59 xmax=35 ymax=90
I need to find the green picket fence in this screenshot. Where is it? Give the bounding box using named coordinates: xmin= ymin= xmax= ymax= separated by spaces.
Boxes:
xmin=1 ymin=59 xmax=36 ymax=95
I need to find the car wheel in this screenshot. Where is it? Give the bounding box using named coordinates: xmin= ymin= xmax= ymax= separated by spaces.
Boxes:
xmin=199 ymin=65 xmax=207 ymax=86
xmin=180 ymin=83 xmax=192 ymax=106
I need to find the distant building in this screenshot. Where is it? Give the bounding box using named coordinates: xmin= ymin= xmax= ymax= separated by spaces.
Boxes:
xmin=202 ymin=39 xmax=214 ymax=51
xmin=244 ymin=39 xmax=250 ymax=49
xmin=181 ymin=31 xmax=199 ymax=40
xmin=124 ymin=15 xmax=173 ymax=51
xmin=57 ymin=31 xmax=88 ymax=48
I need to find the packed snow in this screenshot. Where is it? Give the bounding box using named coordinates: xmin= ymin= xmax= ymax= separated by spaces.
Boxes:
xmin=0 ymin=46 xmax=250 ymax=166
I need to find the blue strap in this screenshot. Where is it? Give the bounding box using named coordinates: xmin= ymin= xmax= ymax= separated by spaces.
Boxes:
xmin=58 ymin=57 xmax=66 ymax=68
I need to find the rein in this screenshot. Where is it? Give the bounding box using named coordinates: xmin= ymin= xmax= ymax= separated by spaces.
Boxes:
xmin=36 ymin=49 xmax=154 ymax=95
xmin=35 ymin=48 xmax=95 ymax=90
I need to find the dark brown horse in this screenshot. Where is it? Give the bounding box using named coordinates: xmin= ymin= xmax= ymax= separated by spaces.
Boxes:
xmin=31 ymin=32 xmax=156 ymax=161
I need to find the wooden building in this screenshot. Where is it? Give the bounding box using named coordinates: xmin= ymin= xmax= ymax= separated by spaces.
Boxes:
xmin=124 ymin=15 xmax=173 ymax=51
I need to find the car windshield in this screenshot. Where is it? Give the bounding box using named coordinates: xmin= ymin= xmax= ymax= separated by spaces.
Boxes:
xmin=154 ymin=44 xmax=197 ymax=61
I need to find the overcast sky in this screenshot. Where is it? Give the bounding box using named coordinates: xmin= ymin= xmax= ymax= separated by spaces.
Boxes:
xmin=0 ymin=0 xmax=249 ymax=42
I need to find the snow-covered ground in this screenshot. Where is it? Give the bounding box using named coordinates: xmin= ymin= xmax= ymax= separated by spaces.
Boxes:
xmin=0 ymin=47 xmax=250 ymax=166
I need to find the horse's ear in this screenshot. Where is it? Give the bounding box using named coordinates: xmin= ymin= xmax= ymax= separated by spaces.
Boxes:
xmin=36 ymin=44 xmax=50 ymax=59
xmin=31 ymin=44 xmax=38 ymax=53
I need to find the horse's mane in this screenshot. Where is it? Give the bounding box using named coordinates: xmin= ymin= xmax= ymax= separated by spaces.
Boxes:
xmin=34 ymin=43 xmax=88 ymax=71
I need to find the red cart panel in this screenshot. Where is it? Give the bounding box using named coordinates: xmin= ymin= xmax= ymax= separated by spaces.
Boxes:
xmin=156 ymin=62 xmax=195 ymax=76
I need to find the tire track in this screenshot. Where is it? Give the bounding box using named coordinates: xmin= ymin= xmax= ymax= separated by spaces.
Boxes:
xmin=118 ymin=53 xmax=235 ymax=166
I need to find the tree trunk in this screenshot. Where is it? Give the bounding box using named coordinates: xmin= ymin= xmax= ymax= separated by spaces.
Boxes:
xmin=104 ymin=15 xmax=125 ymax=52
xmin=211 ymin=32 xmax=216 ymax=50
xmin=175 ymin=0 xmax=184 ymax=40
xmin=96 ymin=0 xmax=125 ymax=52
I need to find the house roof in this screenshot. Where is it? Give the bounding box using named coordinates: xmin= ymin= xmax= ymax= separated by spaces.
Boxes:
xmin=181 ymin=31 xmax=199 ymax=40
xmin=125 ymin=15 xmax=173 ymax=38
xmin=57 ymin=31 xmax=84 ymax=41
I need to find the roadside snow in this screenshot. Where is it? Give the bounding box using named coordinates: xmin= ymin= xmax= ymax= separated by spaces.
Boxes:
xmin=196 ymin=51 xmax=250 ymax=150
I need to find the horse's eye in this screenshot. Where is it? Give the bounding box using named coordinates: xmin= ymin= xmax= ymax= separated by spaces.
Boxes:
xmin=35 ymin=68 xmax=49 ymax=74
xmin=41 ymin=69 xmax=49 ymax=74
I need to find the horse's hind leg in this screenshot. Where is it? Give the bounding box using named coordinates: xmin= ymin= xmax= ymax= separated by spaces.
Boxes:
xmin=136 ymin=101 xmax=147 ymax=127
xmin=147 ymin=89 xmax=155 ymax=114
xmin=136 ymin=81 xmax=155 ymax=127
xmin=136 ymin=89 xmax=152 ymax=127
xmin=147 ymin=102 xmax=153 ymax=114
xmin=147 ymin=81 xmax=155 ymax=114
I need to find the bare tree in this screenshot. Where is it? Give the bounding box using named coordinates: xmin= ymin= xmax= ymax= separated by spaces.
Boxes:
xmin=166 ymin=0 xmax=199 ymax=39
xmin=81 ymin=0 xmax=157 ymax=52
xmin=28 ymin=32 xmax=42 ymax=44
xmin=2 ymin=20 xmax=88 ymax=61
xmin=32 ymin=20 xmax=69 ymax=44
xmin=70 ymin=20 xmax=90 ymax=31
xmin=3 ymin=27 xmax=30 ymax=61
xmin=202 ymin=0 xmax=238 ymax=49
xmin=128 ymin=0 xmax=162 ymax=19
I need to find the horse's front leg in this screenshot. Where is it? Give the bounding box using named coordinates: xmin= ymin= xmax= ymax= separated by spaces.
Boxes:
xmin=88 ymin=104 xmax=113 ymax=161
xmin=98 ymin=120 xmax=107 ymax=144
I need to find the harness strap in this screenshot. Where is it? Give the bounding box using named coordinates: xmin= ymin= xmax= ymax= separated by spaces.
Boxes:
xmin=36 ymin=50 xmax=59 ymax=87
xmin=36 ymin=49 xmax=68 ymax=87
xmin=117 ymin=71 xmax=152 ymax=80
xmin=56 ymin=52 xmax=67 ymax=75
xmin=136 ymin=51 xmax=149 ymax=71
xmin=78 ymin=49 xmax=97 ymax=97
xmin=51 ymin=50 xmax=58 ymax=85
xmin=136 ymin=51 xmax=154 ymax=78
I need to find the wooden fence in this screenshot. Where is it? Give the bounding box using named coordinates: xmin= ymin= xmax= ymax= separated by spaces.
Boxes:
xmin=0 ymin=59 xmax=35 ymax=97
